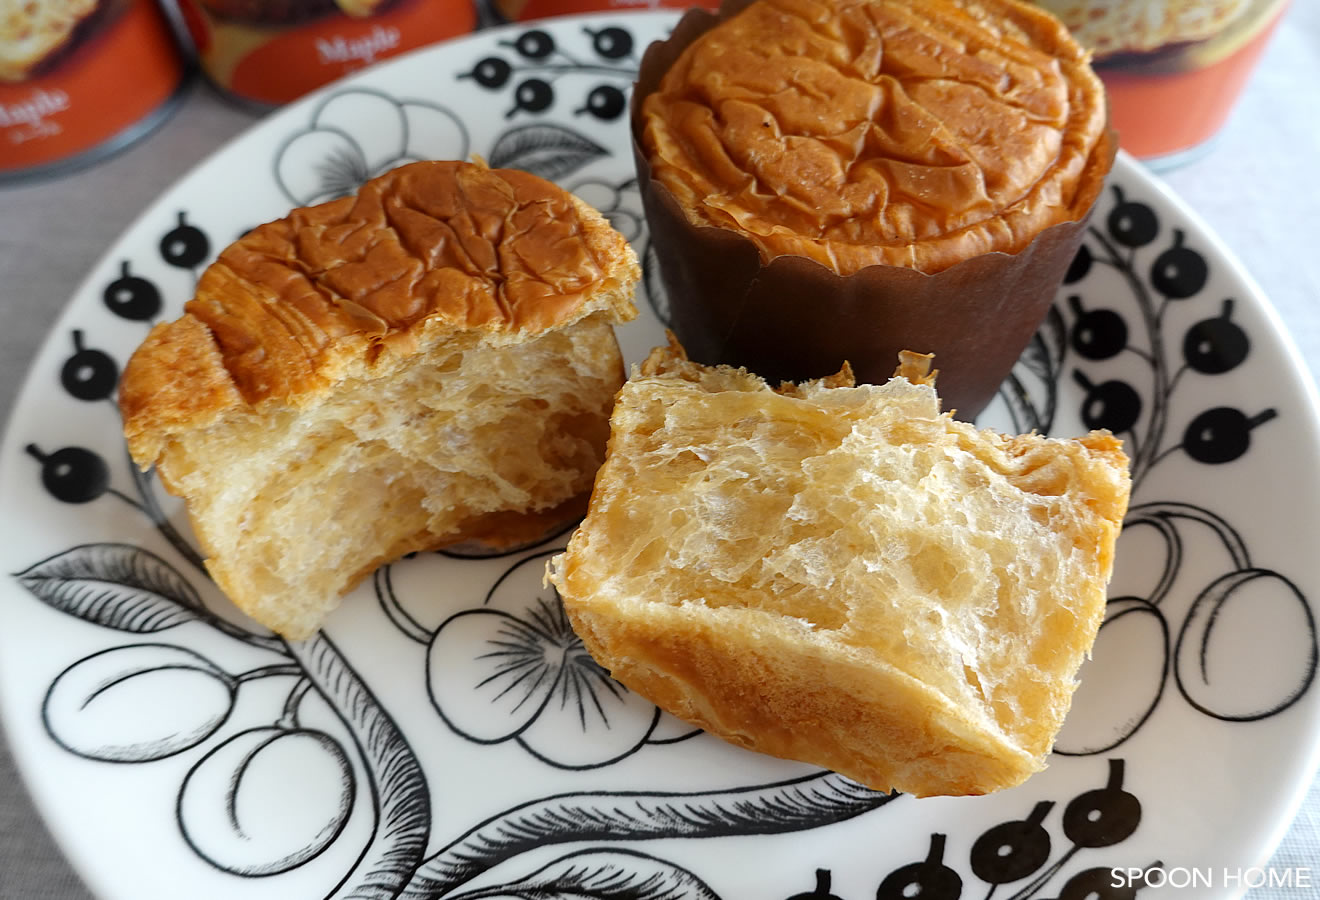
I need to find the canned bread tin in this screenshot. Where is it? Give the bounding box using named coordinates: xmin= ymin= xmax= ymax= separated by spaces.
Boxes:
xmin=492 ymin=0 xmax=718 ymax=22
xmin=175 ymin=0 xmax=477 ymax=107
xmin=0 ymin=0 xmax=186 ymax=182
xmin=1032 ymin=0 xmax=1290 ymax=168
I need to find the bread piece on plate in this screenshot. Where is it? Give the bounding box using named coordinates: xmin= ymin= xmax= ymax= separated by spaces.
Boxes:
xmin=120 ymin=160 xmax=639 ymax=640
xmin=549 ymin=340 xmax=1130 ymax=797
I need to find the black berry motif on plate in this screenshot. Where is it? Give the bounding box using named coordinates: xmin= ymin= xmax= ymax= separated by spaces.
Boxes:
xmin=876 ymin=834 xmax=963 ymax=899
xmin=60 ymin=330 xmax=118 ymax=402
xmin=8 ymin=19 xmax=1318 ymax=899
xmin=159 ymin=212 xmax=210 ymax=272
xmin=101 ymin=206 xmax=220 ymax=323
xmin=460 ymin=25 xmax=639 ymax=181
xmin=24 ymin=444 xmax=109 ymax=504
xmin=271 ymin=28 xmax=637 ymax=211
xmin=1024 ymin=184 xmax=1319 ymax=758
xmin=785 ymin=761 xmax=1150 ymax=899
xmin=1057 ymin=185 xmax=1279 ymax=485
xmin=1069 ymin=294 xmax=1128 ymax=362
xmin=103 ymin=260 xmax=161 ymax=322
xmin=459 ymin=25 xmax=637 ymax=122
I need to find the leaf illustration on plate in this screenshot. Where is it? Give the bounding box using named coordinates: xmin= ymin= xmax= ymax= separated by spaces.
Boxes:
xmin=997 ymin=304 xmax=1068 ymax=433
xmin=642 ymin=241 xmax=670 ymax=327
xmin=446 ymin=849 xmax=721 ymax=900
xmin=1025 ymin=303 xmax=1068 ymax=384
xmin=285 ymin=634 xmax=431 ymax=899
xmin=487 ymin=125 xmax=609 ymax=181
xmin=998 ymin=373 xmax=1037 ymax=434
xmin=404 ymin=772 xmax=893 ymax=896
xmin=14 ymin=543 xmax=202 ymax=632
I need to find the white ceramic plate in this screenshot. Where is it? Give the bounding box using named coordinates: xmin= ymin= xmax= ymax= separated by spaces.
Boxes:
xmin=3 ymin=12 xmax=1319 ymax=900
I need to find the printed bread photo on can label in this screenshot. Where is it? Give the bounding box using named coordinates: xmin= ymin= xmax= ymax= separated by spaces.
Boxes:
xmin=0 ymin=0 xmax=184 ymax=180
xmin=174 ymin=0 xmax=477 ymax=105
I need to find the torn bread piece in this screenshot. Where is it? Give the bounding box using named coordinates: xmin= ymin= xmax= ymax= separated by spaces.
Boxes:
xmin=549 ymin=340 xmax=1129 ymax=797
xmin=121 ymin=160 xmax=639 ymax=640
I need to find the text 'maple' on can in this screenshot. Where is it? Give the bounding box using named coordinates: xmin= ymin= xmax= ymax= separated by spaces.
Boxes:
xmin=1 ymin=0 xmax=188 ymax=183
xmin=172 ymin=0 xmax=478 ymax=107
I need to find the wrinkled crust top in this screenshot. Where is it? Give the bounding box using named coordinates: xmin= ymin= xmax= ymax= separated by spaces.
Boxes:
xmin=119 ymin=160 xmax=639 ymax=458
xmin=125 ymin=159 xmax=635 ymax=401
xmin=640 ymin=0 xmax=1112 ymax=274
xmin=191 ymin=160 xmax=632 ymax=403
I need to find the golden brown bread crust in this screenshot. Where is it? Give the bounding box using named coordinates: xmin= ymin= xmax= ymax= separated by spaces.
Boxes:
xmin=120 ymin=160 xmax=640 ymax=639
xmin=122 ymin=160 xmax=638 ymax=463
xmin=551 ymin=342 xmax=1130 ymax=796
xmin=639 ymin=0 xmax=1112 ymax=274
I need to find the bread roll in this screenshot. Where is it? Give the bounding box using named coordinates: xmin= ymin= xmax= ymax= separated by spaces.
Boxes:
xmin=638 ymin=0 xmax=1112 ymax=276
xmin=630 ymin=0 xmax=1116 ymax=418
xmin=549 ymin=340 xmax=1130 ymax=797
xmin=120 ymin=160 xmax=639 ymax=640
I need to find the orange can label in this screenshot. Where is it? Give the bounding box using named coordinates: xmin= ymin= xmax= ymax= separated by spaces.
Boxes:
xmin=1032 ymin=0 xmax=1290 ymax=163
xmin=179 ymin=0 xmax=477 ymax=106
xmin=496 ymin=0 xmax=717 ymax=19
xmin=0 ymin=0 xmax=184 ymax=176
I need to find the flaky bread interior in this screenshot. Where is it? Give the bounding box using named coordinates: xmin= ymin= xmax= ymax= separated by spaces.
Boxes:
xmin=150 ymin=314 xmax=626 ymax=639
xmin=549 ymin=342 xmax=1130 ymax=797
xmin=120 ymin=161 xmax=639 ymax=640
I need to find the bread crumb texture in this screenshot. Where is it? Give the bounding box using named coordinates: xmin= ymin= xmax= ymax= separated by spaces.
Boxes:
xmin=119 ymin=160 xmax=639 ymax=639
xmin=551 ymin=342 xmax=1130 ymax=797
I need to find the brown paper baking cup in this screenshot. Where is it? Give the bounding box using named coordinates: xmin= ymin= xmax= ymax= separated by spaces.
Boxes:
xmin=631 ymin=0 xmax=1116 ymax=420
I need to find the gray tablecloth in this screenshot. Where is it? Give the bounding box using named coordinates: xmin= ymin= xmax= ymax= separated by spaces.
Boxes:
xmin=2 ymin=4 xmax=1318 ymax=896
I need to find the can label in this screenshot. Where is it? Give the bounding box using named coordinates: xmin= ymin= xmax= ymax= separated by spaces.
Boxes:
xmin=495 ymin=0 xmax=718 ymax=21
xmin=1031 ymin=0 xmax=1290 ymax=162
xmin=0 ymin=0 xmax=184 ymax=176
xmin=178 ymin=0 xmax=477 ymax=106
